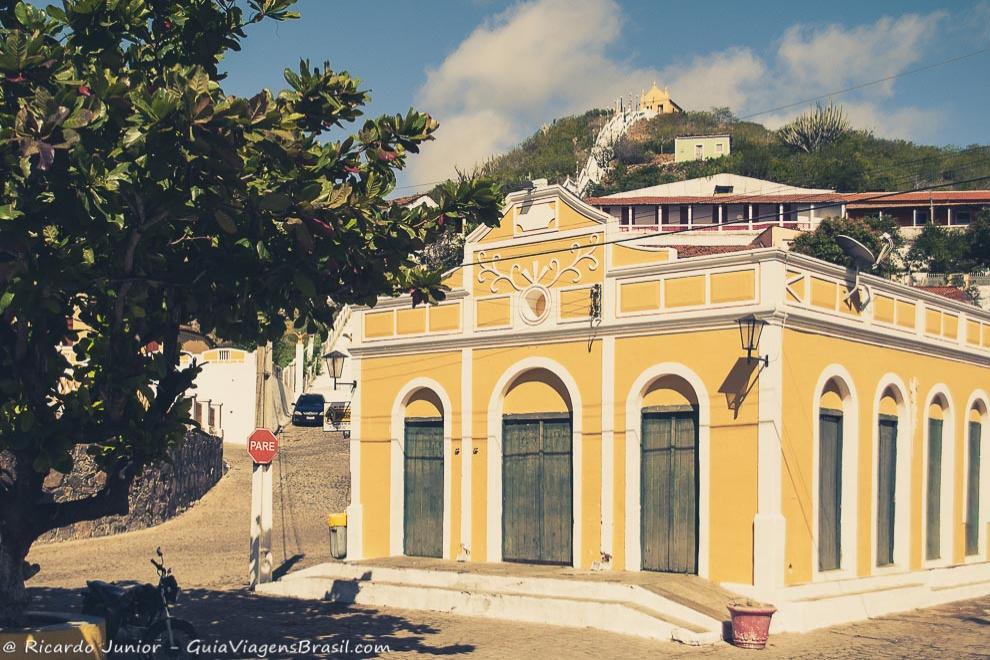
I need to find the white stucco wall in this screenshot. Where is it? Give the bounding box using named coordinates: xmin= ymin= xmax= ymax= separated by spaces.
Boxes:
xmin=191 ymin=349 xmax=257 ymax=445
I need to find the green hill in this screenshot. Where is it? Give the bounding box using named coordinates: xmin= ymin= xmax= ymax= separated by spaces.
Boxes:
xmin=479 ymin=107 xmax=990 ymax=196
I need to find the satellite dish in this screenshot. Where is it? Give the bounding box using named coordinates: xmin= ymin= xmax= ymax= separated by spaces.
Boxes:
xmin=835 ymin=234 xmax=877 ymax=309
xmin=835 ymin=234 xmax=877 ymax=271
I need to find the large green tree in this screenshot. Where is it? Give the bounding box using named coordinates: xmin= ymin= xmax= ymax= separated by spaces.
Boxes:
xmin=791 ymin=216 xmax=904 ymax=277
xmin=0 ymin=0 xmax=499 ymax=622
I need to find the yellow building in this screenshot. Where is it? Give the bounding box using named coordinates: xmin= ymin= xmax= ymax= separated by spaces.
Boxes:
xmin=640 ymin=82 xmax=682 ymax=114
xmin=346 ymin=183 xmax=990 ymax=630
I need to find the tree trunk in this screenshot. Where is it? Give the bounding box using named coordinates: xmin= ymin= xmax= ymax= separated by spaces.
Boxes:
xmin=0 ymin=526 xmax=30 ymax=626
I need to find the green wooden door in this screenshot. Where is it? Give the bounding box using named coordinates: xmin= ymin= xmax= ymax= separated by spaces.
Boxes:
xmin=404 ymin=417 xmax=444 ymax=558
xmin=641 ymin=407 xmax=698 ymax=574
xmin=877 ymin=416 xmax=897 ymax=567
xmin=819 ymin=410 xmax=843 ymax=572
xmin=502 ymin=414 xmax=572 ymax=565
xmin=926 ymin=418 xmax=943 ymax=561
xmin=966 ymin=421 xmax=981 ymax=556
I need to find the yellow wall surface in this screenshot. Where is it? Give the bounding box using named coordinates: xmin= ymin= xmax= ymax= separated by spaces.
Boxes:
xmin=710 ymin=270 xmax=756 ymax=305
xmin=559 ymin=287 xmax=593 ymax=319
xmin=396 ymin=307 xmax=426 ymax=336
xmin=611 ymin=244 xmax=672 ymax=269
xmin=474 ymin=235 xmax=603 ymax=297
xmin=780 ymin=328 xmax=990 ymax=585
xmin=664 ymin=275 xmax=706 ymax=308
xmin=358 ymin=352 xmax=463 ymax=560
xmin=364 ymin=310 xmax=394 ymax=339
xmin=619 ymin=280 xmax=661 ymax=313
xmin=476 ymin=296 xmax=511 ymax=328
xmin=429 ymin=302 xmax=462 ymax=333
xmin=614 ymin=330 xmax=759 ymax=583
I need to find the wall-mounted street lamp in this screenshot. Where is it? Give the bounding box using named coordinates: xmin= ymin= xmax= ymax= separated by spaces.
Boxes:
xmin=323 ymin=350 xmax=357 ymax=391
xmin=737 ymin=315 xmax=769 ymax=368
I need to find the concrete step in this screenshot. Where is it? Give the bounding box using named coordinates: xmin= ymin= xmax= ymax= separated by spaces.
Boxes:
xmin=258 ymin=563 xmax=723 ymax=645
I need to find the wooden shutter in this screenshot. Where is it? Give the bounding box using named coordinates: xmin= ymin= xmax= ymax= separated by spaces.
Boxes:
xmin=966 ymin=421 xmax=982 ymax=556
xmin=818 ymin=410 xmax=843 ymax=571
xmin=877 ymin=416 xmax=897 ymax=566
xmin=404 ymin=418 xmax=444 ymax=558
xmin=926 ymin=418 xmax=943 ymax=561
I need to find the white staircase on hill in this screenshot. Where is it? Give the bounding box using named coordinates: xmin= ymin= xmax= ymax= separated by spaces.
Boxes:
xmin=567 ymin=108 xmax=657 ymax=196
xmin=257 ymin=562 xmax=724 ymax=645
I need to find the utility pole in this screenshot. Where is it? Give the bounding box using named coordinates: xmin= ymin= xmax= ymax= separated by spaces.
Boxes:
xmin=248 ymin=343 xmax=274 ymax=588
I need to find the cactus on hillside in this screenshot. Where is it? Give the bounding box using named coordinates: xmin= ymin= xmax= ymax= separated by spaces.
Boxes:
xmin=779 ymin=102 xmax=850 ymax=152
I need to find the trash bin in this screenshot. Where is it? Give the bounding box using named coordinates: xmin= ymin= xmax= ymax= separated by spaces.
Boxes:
xmin=327 ymin=512 xmax=347 ymax=560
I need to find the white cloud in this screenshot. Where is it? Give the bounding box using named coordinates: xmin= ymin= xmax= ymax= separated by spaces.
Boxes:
xmin=411 ymin=0 xmax=661 ymax=184
xmin=409 ymin=2 xmax=948 ymax=184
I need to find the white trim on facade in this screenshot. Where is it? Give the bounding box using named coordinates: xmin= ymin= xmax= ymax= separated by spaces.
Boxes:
xmin=486 ymin=357 xmax=584 ymax=567
xmin=346 ymin=357 xmax=364 ymax=561
xmin=390 ymin=377 xmax=455 ymax=560
xmin=623 ymin=363 xmax=711 ymax=578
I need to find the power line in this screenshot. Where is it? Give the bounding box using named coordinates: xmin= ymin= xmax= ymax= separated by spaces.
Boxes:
xmin=739 ymin=46 xmax=990 ymax=120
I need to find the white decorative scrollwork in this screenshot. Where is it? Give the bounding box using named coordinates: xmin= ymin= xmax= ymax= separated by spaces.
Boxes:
xmin=476 ymin=235 xmax=600 ymax=294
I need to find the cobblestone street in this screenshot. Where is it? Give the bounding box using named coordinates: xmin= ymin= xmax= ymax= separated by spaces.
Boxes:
xmin=26 ymin=425 xmax=990 ymax=658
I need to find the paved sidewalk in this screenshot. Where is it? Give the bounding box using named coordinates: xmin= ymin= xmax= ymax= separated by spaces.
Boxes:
xmin=24 ymin=425 xmax=990 ymax=658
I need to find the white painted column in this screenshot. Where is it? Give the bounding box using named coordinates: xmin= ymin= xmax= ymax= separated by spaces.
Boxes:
xmin=460 ymin=347 xmax=473 ymax=560
xmin=717 ymin=204 xmax=724 ymax=232
xmin=293 ymin=340 xmax=304 ymax=399
xmin=748 ymin=204 xmax=754 ymax=231
xmin=809 ymin=204 xmax=816 ymax=230
xmin=345 ymin=356 xmax=364 ymax=560
xmin=778 ymin=204 xmax=784 ymax=226
xmin=600 ymin=335 xmax=616 ymax=566
xmin=687 ymin=205 xmax=693 ymax=229
xmin=947 ymin=207 xmax=952 ymax=226
xmin=913 ymin=209 xmax=918 ymax=227
xmin=753 ymin=261 xmax=787 ymax=598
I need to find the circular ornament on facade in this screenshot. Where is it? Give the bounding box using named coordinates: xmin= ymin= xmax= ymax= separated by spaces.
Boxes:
xmin=520 ymin=285 xmax=551 ymax=325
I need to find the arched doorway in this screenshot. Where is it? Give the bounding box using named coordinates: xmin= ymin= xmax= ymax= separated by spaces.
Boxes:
xmin=924 ymin=392 xmax=953 ymax=563
xmin=639 ymin=375 xmax=699 ymax=574
xmin=816 ymin=376 xmax=855 ymax=574
xmin=501 ymin=368 xmax=573 ymax=565
xmin=391 ymin=382 xmax=451 ymax=560
xmin=874 ymin=381 xmax=909 ymax=569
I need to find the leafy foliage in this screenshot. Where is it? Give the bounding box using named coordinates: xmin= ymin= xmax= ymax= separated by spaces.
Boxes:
xmin=907 ymin=211 xmax=990 ymax=272
xmin=791 ymin=216 xmax=904 ymax=277
xmin=0 ymin=0 xmax=499 ymax=621
xmin=778 ymin=102 xmax=850 ymax=153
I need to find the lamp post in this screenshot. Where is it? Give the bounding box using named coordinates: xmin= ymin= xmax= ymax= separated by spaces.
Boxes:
xmin=323 ymin=350 xmax=357 ymax=391
xmin=737 ymin=315 xmax=769 ymax=367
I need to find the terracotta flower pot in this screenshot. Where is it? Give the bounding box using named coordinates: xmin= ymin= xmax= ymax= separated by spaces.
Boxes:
xmin=728 ymin=603 xmax=776 ymax=650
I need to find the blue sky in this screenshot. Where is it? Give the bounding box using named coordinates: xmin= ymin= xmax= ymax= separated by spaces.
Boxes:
xmin=87 ymin=1 xmax=990 ymax=190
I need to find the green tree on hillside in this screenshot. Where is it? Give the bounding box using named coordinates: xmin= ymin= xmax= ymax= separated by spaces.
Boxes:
xmin=0 ymin=0 xmax=499 ymax=622
xmin=791 ymin=216 xmax=903 ymax=277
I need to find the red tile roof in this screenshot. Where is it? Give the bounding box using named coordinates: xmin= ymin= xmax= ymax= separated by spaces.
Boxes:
xmin=672 ymin=244 xmax=755 ymax=258
xmin=914 ymin=285 xmax=973 ymax=303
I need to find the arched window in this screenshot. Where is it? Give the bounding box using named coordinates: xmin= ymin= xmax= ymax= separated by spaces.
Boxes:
xmin=876 ymin=387 xmax=899 ymax=567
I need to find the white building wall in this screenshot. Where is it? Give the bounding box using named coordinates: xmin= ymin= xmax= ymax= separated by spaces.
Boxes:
xmin=193 ymin=349 xmax=257 ymax=445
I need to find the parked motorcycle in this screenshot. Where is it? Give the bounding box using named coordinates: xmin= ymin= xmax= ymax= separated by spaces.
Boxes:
xmin=82 ymin=547 xmax=197 ymax=659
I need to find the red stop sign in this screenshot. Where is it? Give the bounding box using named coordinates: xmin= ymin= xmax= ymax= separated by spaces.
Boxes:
xmin=247 ymin=428 xmax=279 ymax=465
